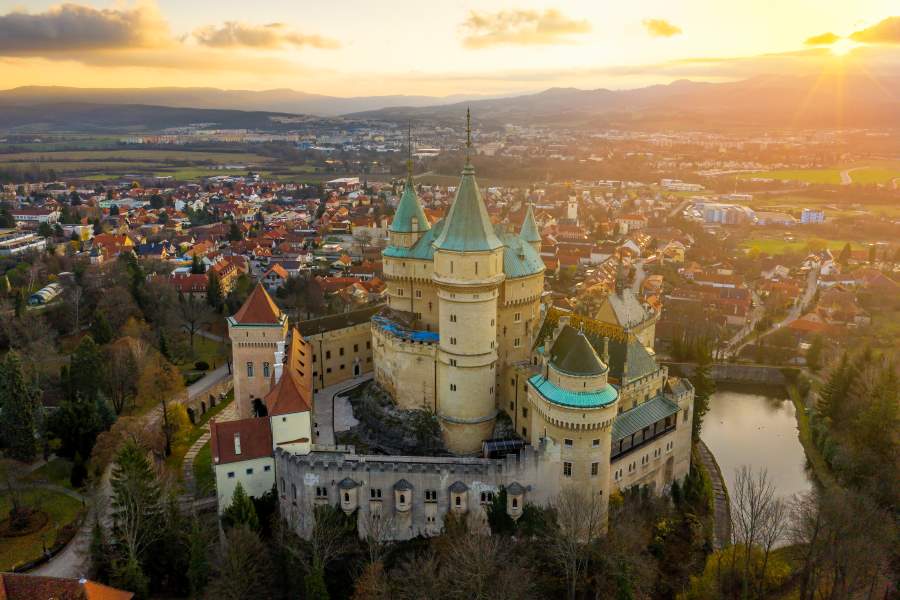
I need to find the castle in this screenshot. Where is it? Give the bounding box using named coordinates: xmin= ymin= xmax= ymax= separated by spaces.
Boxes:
xmin=212 ymin=115 xmax=694 ymax=539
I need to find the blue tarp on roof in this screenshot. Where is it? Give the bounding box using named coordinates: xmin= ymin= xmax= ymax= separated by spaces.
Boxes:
xmin=372 ymin=315 xmax=439 ymax=344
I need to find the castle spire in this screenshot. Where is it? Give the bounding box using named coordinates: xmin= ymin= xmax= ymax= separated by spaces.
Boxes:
xmin=465 ymin=107 xmax=472 ymax=164
xmin=406 ymin=121 xmax=413 ymax=180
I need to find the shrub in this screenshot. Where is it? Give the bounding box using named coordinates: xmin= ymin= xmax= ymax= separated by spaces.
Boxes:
xmin=194 ymin=361 xmax=209 ymax=371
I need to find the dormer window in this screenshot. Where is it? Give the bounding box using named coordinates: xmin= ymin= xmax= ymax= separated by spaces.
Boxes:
xmin=233 ymin=433 xmax=241 ymax=455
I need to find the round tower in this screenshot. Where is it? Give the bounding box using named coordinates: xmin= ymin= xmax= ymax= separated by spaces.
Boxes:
xmin=432 ymin=110 xmax=505 ymax=454
xmin=526 ymin=324 xmax=619 ymax=518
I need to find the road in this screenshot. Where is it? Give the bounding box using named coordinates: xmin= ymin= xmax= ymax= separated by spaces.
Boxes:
xmin=667 ymin=197 xmax=692 ymax=220
xmin=312 ymin=373 xmax=372 ymax=446
xmin=724 ymin=267 xmax=818 ymax=359
xmin=30 ymin=364 xmax=232 ymax=579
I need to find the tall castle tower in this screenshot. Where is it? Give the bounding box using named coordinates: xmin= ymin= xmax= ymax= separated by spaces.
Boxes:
xmin=519 ymin=203 xmax=542 ymax=254
xmin=432 ymin=110 xmax=505 ymax=453
xmin=227 ymin=284 xmax=288 ymax=419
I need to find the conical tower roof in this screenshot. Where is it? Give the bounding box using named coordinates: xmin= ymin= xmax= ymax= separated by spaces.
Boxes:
xmin=231 ymin=283 xmax=282 ymax=325
xmin=519 ymin=203 xmax=541 ymax=244
xmin=433 ymin=111 xmax=501 ymax=253
xmin=549 ymin=326 xmax=607 ymax=376
xmin=389 ymin=177 xmax=430 ymax=234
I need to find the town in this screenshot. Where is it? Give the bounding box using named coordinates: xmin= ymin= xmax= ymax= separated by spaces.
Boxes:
xmin=0 ymin=3 xmax=898 ymax=599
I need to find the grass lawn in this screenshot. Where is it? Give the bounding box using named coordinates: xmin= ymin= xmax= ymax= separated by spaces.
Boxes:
xmin=788 ymin=385 xmax=837 ymax=490
xmin=164 ymin=390 xmax=234 ymax=474
xmin=738 ymin=169 xmax=844 ymax=185
xmin=0 ymin=489 xmax=83 ymax=572
xmin=192 ymin=442 xmax=215 ymax=497
xmin=177 ymin=334 xmax=228 ymax=373
xmin=0 ymin=149 xmax=275 ymax=163
xmin=740 ymin=236 xmax=853 ymax=255
xmin=26 ymin=459 xmax=74 ymax=489
xmin=848 ymin=167 xmax=900 ymax=185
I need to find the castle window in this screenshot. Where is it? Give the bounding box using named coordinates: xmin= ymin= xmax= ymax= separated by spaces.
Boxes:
xmin=591 ymin=462 xmax=599 ymax=476
xmin=425 ymin=490 xmax=437 ymax=502
xmin=450 ymin=337 xmax=457 ymax=345
xmin=246 ymin=362 xmax=253 ymax=377
xmin=514 ymin=312 xmax=521 ymax=322
xmin=371 ymin=488 xmax=382 ymax=500
xmin=564 ymin=438 xmax=573 ymax=447
xmin=491 ymin=318 xmax=495 ymax=326
xmin=326 ymin=350 xmax=331 ymax=359
xmin=399 ymin=494 xmax=406 ymax=504
xmin=514 ymin=338 xmax=521 ymax=347
xmin=450 ymin=383 xmax=457 ymax=391
xmin=450 ymin=359 xmax=457 ymax=367
xmin=563 ymin=462 xmax=572 ymax=477
xmin=316 ymin=487 xmax=327 ymax=499
xmin=344 ymin=492 xmax=350 ymax=502
xmin=592 ymin=438 xmax=600 ymax=447
xmin=512 ymin=498 xmax=518 ymax=508
xmin=367 ymin=341 xmax=371 ymax=349
xmin=264 ymin=465 xmax=271 ymax=472
xmin=415 ymin=289 xmax=422 ymax=298
xmin=340 ymin=347 xmax=345 ymax=356
xmin=246 ymin=468 xmax=254 ymax=475
xmin=450 ymin=314 xmax=457 ymax=322
xmin=522 ymin=426 xmax=527 ymax=437
xmin=291 ymin=484 xmax=297 ymax=500
xmin=397 ymin=288 xmax=403 ymax=296
xmin=280 ymin=478 xmax=285 ymax=494
xmin=455 ymin=495 xmax=461 ymax=506
xmin=354 ymin=344 xmax=359 ymax=352
xmin=683 ymin=409 xmax=688 ymax=423
xmin=450 ymin=261 xmax=454 ymax=273
xmin=227 ymin=472 xmax=235 ymax=479
xmin=340 ymin=364 xmax=345 ymax=370
xmin=263 ymin=362 xmax=270 ymax=378
xmin=475 ymin=262 xmax=478 ymax=274
xmin=522 ymin=407 xmax=528 ymax=418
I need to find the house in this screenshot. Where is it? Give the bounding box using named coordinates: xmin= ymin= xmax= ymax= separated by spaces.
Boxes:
xmin=170 ymin=272 xmax=208 ymax=298
xmin=262 ymin=263 xmax=290 ymax=291
xmin=12 ymin=207 xmax=60 ymax=224
xmin=0 ymin=573 xmax=133 ymax=599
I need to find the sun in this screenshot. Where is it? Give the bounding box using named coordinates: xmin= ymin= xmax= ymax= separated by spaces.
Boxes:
xmin=830 ymin=38 xmax=858 ymax=57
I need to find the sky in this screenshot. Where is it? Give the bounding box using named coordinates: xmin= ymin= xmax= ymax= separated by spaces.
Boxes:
xmin=0 ymin=0 xmax=897 ymax=96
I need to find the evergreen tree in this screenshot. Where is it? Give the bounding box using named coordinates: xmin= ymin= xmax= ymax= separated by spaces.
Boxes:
xmin=227 ymin=222 xmax=242 ymax=241
xmin=38 ymin=221 xmax=53 ymax=237
xmin=110 ymin=441 xmax=163 ymax=569
xmin=837 ymin=243 xmax=852 ymax=265
xmin=89 ymin=517 xmax=111 ymax=583
xmin=689 ymin=345 xmax=716 ymax=442
xmin=190 ymin=254 xmax=204 ymax=274
xmin=70 ymin=335 xmax=106 ymax=402
xmin=806 ymin=335 xmax=824 ymax=371
xmin=222 ymin=482 xmax=260 ymax=531
xmin=50 ymin=391 xmax=103 ymax=458
xmin=70 ymin=452 xmax=88 ymax=487
xmin=304 ymin=568 xmax=330 ymax=600
xmin=207 ymin=271 xmax=223 ymax=311
xmin=0 ymin=352 xmax=41 ymax=461
xmin=14 ymin=288 xmax=25 ymax=317
xmin=90 ymin=311 xmax=115 ymax=345
xmin=111 ymin=555 xmax=149 ymax=600
xmin=187 ymin=518 xmax=210 ymax=597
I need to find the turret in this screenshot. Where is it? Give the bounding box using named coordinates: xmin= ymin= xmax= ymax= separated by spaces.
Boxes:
xmin=519 ymin=203 xmax=541 ymax=254
xmin=387 ymin=127 xmax=430 ymax=249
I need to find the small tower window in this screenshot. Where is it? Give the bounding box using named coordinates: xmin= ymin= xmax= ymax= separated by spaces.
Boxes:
xmin=263 ymin=362 xmax=270 ymax=378
xmin=246 ymin=362 xmax=253 ymax=377
xmin=563 ymin=462 xmax=572 ymax=477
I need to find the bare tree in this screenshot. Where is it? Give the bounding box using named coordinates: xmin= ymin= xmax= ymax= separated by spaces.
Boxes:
xmin=207 ymin=525 xmax=275 ymax=600
xmin=549 ymin=486 xmax=606 ymax=600
xmin=361 ymin=506 xmax=395 ymax=565
xmin=68 ymin=283 xmax=84 ymax=334
xmin=177 ymin=292 xmax=211 ymax=350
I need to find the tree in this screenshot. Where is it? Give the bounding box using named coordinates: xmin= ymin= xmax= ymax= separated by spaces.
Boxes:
xmin=149 ymin=194 xmax=164 ymax=209
xmin=136 ymin=356 xmax=184 ymax=456
xmin=90 ymin=311 xmax=115 ymax=345
xmin=837 ymin=242 xmax=851 ymax=265
xmin=104 ymin=338 xmax=140 ymax=414
xmin=689 ymin=345 xmax=715 ymax=441
xmin=190 ymin=254 xmax=204 ymax=274
xmin=177 ymin=292 xmax=211 ymax=350
xmin=0 ymin=352 xmax=41 ymax=461
xmin=222 ymin=482 xmax=260 ymax=531
xmin=89 ymin=516 xmax=112 ymax=583
xmin=187 ymin=518 xmax=210 ymax=597
xmin=227 ymin=222 xmax=242 ymax=241
xmin=206 ymin=526 xmax=275 ymax=600
xmin=37 ymin=221 xmax=53 ymax=237
xmin=549 ymin=487 xmax=606 ymax=600
xmin=805 ymin=335 xmax=823 ymax=371
xmin=110 ymin=441 xmax=163 ymax=587
xmin=207 ymin=270 xmax=223 ymax=311
xmin=69 ymin=335 xmax=105 ymax=403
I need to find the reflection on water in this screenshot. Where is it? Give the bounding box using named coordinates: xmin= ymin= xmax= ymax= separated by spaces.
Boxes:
xmin=701 ymin=387 xmax=813 ymax=502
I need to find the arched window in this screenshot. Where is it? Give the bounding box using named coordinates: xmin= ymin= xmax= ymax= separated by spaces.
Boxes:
xmin=344 ymin=492 xmax=350 ymax=502
xmin=291 ymin=484 xmax=297 ymax=499
xmin=512 ymin=498 xmax=518 ymax=508
xmin=399 ymin=494 xmax=406 ymax=504
xmin=455 ymin=495 xmax=461 ymax=506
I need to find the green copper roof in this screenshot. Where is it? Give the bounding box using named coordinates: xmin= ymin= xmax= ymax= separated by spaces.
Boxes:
xmin=528 ymin=374 xmax=618 ymax=408
xmin=384 ymin=219 xmax=443 ymax=260
xmin=612 ymin=395 xmax=679 ymax=441
xmin=433 ymin=163 xmax=503 ymax=253
xmin=519 ymin=204 xmax=541 ymax=244
xmin=499 ymin=232 xmax=545 ymax=278
xmin=549 ymin=326 xmax=608 ymax=376
xmin=389 ymin=178 xmax=430 ymax=234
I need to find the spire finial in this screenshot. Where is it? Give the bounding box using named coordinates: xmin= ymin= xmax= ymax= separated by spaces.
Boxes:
xmin=465 ymin=107 xmax=472 ymax=164
xmin=406 ymin=121 xmax=413 ymax=180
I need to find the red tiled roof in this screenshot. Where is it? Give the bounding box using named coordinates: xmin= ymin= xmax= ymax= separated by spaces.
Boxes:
xmin=210 ymin=417 xmax=273 ymax=466
xmin=264 ymin=369 xmax=312 ymax=416
xmin=0 ymin=574 xmax=134 ymax=600
xmin=231 ymin=284 xmax=282 ymax=325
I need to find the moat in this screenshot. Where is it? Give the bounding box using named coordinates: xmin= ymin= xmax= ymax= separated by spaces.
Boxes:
xmin=702 ymin=386 xmax=814 ymax=502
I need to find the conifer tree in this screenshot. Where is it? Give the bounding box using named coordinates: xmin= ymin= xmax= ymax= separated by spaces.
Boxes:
xmin=222 ymin=482 xmax=260 ymax=531
xmin=0 ymin=352 xmax=41 ymax=461
xmin=689 ymin=344 xmax=716 ymax=441
xmin=187 ymin=518 xmax=210 ymax=597
xmin=110 ymin=440 xmax=163 ymax=577
xmin=90 ymin=311 xmax=115 ymax=345
xmin=207 ymin=270 xmax=223 ymax=312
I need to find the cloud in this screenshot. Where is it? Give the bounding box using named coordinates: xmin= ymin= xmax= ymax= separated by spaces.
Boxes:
xmin=804 ymin=32 xmax=840 ymax=46
xmin=193 ymin=22 xmax=340 ymax=49
xmin=642 ymin=19 xmax=682 ymax=38
xmin=0 ymin=2 xmax=167 ymax=55
xmin=849 ymin=16 xmax=900 ymax=44
xmin=460 ymin=9 xmax=591 ymax=48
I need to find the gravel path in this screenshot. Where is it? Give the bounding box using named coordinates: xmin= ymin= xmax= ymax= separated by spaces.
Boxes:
xmin=697 ymin=440 xmax=731 ymax=549
xmin=182 ymin=401 xmax=239 ymax=496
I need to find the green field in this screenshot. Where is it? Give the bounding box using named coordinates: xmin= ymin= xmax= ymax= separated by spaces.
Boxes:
xmin=740 ymin=236 xmax=854 ymax=255
xmin=0 ymin=488 xmax=83 ymax=571
xmin=748 ymin=194 xmax=900 ymax=219
xmin=738 ymin=169 xmax=843 ymax=185
xmin=0 ymin=149 xmax=274 ymax=163
xmin=847 ymin=167 xmax=900 ymax=185
xmin=192 ymin=442 xmax=215 ymax=496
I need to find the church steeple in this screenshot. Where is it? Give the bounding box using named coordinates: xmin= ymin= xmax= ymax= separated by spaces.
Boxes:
xmin=519 ymin=203 xmax=541 ymax=253
xmin=388 ymin=123 xmax=430 ymax=243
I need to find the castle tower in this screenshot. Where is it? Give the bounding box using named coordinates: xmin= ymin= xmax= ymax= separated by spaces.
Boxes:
xmin=526 ymin=323 xmax=619 ymax=521
xmin=519 ymin=203 xmax=541 ymax=254
xmin=432 ymin=110 xmax=505 ymax=454
xmin=387 ymin=127 xmax=430 ymax=251
xmin=228 ymin=284 xmax=288 ymax=419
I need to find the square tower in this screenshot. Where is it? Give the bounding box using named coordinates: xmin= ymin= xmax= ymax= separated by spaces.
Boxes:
xmin=228 ymin=284 xmax=288 ymax=419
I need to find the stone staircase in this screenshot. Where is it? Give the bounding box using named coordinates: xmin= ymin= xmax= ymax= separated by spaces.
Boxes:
xmin=182 ymin=401 xmax=239 ymax=497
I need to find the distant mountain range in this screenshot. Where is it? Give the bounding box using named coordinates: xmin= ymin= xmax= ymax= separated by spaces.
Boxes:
xmin=0 ymin=73 xmax=897 ymax=132
xmin=350 ymin=75 xmax=900 ymax=129
xmin=0 ymin=86 xmax=502 ymax=118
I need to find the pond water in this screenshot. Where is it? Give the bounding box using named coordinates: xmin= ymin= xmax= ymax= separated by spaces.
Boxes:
xmin=701 ymin=387 xmax=814 ymax=502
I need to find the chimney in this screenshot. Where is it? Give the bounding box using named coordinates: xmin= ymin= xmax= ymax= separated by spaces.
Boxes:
xmin=602 ymin=336 xmax=610 ymax=364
